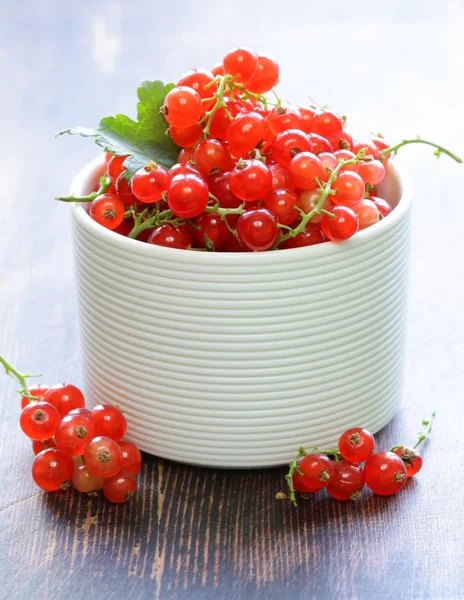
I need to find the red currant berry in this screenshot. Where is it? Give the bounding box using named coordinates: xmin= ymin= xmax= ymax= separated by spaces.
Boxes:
xmin=352 ymin=139 xmax=379 ymax=160
xmin=393 ymin=447 xmax=423 ymax=477
xmin=89 ymin=194 xmax=125 ymax=230
xmin=358 ymin=159 xmax=386 ymax=185
xmin=177 ymin=68 xmax=218 ymax=106
xmin=169 ymin=162 xmax=204 ymax=180
xmin=211 ymin=62 xmax=225 ymax=77
xmin=353 ymin=199 xmax=380 ymax=230
xmin=169 ymin=123 xmax=203 ymax=148
xmin=268 ymin=163 xmax=295 ymax=191
xmin=148 ymin=224 xmax=191 ymax=249
xmin=32 ymin=448 xmax=75 ymax=491
xmin=333 ymin=130 xmax=354 ymax=151
xmin=308 ymin=133 xmax=333 ymax=155
xmin=338 ymin=427 xmax=375 ymax=463
xmin=264 ymin=189 xmax=300 ymax=225
xmin=298 ymin=189 xmax=330 ymax=223
xmin=115 ymin=173 xmax=137 ymax=205
xmin=286 ymin=224 xmax=326 ymax=248
xmin=89 ymin=404 xmax=127 ymax=441
xmin=334 ymin=150 xmax=359 ymax=173
xmin=364 ymin=451 xmax=407 ymax=496
xmin=107 ymin=155 xmax=128 ymax=181
xmin=67 ymin=407 xmax=92 ymax=419
xmin=193 ymin=139 xmax=232 ymax=175
xmin=72 ymin=464 xmax=104 ymax=493
xmin=292 ymin=472 xmax=316 ymax=493
xmin=113 ymin=219 xmax=133 ymax=237
xmin=271 ymin=129 xmax=312 ymax=168
xmin=84 ymin=436 xmax=123 ymax=478
xmin=119 ymin=441 xmax=142 ymax=476
xmin=288 ymin=152 xmax=324 ymax=190
xmin=237 ymin=208 xmax=279 ymax=251
xmin=195 ymin=213 xmax=231 ymax=249
xmin=178 ymin=147 xmax=194 ymax=163
xmin=266 ymin=105 xmax=302 ymax=135
xmin=226 ymin=112 xmax=269 ymax=157
xmin=321 ymin=205 xmax=359 ymax=241
xmin=230 ymin=159 xmax=272 ymax=202
xmin=209 ymin=171 xmax=242 ymax=208
xmin=318 ymin=152 xmax=338 ymax=183
xmin=20 ymin=401 xmax=61 ymax=441
xmin=245 ymin=53 xmax=279 ymax=93
xmin=332 ymin=172 xmax=365 ymax=207
xmin=370 ymin=196 xmax=393 ymax=218
xmin=55 ymin=415 xmax=96 ymax=456
xmin=297 ymin=106 xmax=317 ymax=133
xmin=326 ymin=461 xmax=365 ymax=500
xmin=163 ymin=86 xmax=202 ymax=129
xmin=209 ymin=99 xmax=245 ymax=139
xmin=131 ymin=163 xmax=169 ymax=204
xmin=223 ymin=47 xmax=258 ymax=81
xmin=44 ymin=384 xmax=85 ymax=417
xmin=167 ymin=174 xmax=209 ymax=218
xmin=103 ymin=470 xmax=137 ymax=503
xmin=293 ymin=453 xmax=335 ymax=492
xmin=32 ymin=438 xmax=56 ymax=455
xmin=311 ymin=110 xmax=343 ymax=144
xmin=21 ymin=384 xmax=49 ymax=409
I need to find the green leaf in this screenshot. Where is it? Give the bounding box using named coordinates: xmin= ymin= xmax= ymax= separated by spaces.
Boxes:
xmin=58 ymin=80 xmax=180 ymax=179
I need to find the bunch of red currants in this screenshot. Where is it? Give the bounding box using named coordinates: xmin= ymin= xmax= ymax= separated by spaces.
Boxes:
xmin=284 ymin=418 xmax=433 ymax=506
xmin=2 ymin=357 xmax=141 ymax=503
xmin=85 ymin=46 xmax=405 ymax=252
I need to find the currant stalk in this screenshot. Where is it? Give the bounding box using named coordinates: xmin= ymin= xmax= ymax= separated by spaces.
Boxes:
xmin=55 ymin=175 xmax=112 ymax=203
xmin=380 ymin=139 xmax=462 ymax=163
xmin=0 ymin=356 xmax=41 ymax=401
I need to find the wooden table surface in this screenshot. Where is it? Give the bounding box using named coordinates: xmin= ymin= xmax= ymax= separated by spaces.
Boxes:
xmin=1 ymin=2 xmax=463 ymax=598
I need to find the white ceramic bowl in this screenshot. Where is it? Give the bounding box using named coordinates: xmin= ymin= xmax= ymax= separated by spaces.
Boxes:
xmin=70 ymin=157 xmax=411 ymax=468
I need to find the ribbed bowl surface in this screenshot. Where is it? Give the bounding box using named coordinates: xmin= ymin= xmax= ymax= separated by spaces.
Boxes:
xmin=70 ymin=158 xmax=411 ymax=468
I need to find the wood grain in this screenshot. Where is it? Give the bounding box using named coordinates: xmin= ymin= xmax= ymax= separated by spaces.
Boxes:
xmin=1 ymin=1 xmax=464 ymax=598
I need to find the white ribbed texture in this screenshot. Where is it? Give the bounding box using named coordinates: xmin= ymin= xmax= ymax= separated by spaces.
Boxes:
xmin=70 ymin=157 xmax=411 ymax=468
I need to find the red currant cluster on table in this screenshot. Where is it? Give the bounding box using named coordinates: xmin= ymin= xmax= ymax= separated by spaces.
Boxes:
xmin=59 ymin=46 xmax=461 ymax=252
xmin=1 ymin=357 xmax=141 ymax=503
xmin=283 ymin=417 xmax=434 ymax=506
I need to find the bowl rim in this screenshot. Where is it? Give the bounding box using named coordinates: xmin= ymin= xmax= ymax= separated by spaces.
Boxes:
xmin=70 ymin=155 xmax=412 ymax=263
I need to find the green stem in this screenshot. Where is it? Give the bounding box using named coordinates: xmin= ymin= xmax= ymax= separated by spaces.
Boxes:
xmin=412 ymin=412 xmax=436 ymax=450
xmin=380 ymin=139 xmax=462 ymax=163
xmin=55 ymin=175 xmax=112 ymax=203
xmin=0 ymin=356 xmax=40 ymax=401
xmin=203 ymin=75 xmax=234 ymax=137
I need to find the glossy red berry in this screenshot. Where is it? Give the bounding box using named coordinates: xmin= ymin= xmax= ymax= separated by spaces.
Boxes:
xmin=237 ymin=208 xmax=279 ymax=251
xmin=318 ymin=152 xmax=338 ymax=183
xmin=169 ymin=123 xmax=203 ymax=148
xmin=393 ymin=447 xmax=423 ymax=477
xmin=178 ymin=147 xmax=194 ymax=163
xmin=326 ymin=461 xmax=365 ymax=500
xmin=297 ymin=106 xmax=317 ymax=133
xmin=353 ymin=199 xmax=380 ymax=230
xmin=90 ymin=404 xmax=127 ymax=441
xmin=176 ymin=68 xmax=217 ymax=105
xmin=209 ymin=99 xmax=245 ymax=139
xmin=364 ymin=451 xmax=407 ymax=496
xmin=44 ymin=384 xmax=85 ymax=417
xmin=21 ymin=384 xmax=49 ymax=409
xmin=119 ymin=441 xmax=142 ymax=476
xmin=223 ymin=47 xmax=258 ymax=81
xmin=169 ymin=162 xmax=204 ymax=180
xmin=321 ymin=205 xmax=359 ymax=241
xmin=163 ymin=86 xmax=202 ymax=128
xmin=286 ymin=224 xmax=326 ymax=248
xmin=193 ymin=139 xmax=232 ymax=175
xmin=107 ymin=155 xmax=128 ymax=181
xmin=67 ymin=407 xmax=92 ymax=419
xmin=84 ymin=436 xmax=123 ymax=478
xmin=72 ymin=464 xmax=104 ymax=493
xmin=311 ymin=110 xmax=343 ymax=144
xmin=288 ymin=152 xmax=324 ymax=189
xmin=229 ymin=159 xmax=272 ymax=202
xmin=211 ymin=62 xmax=225 ymax=77
xmin=89 ymin=194 xmax=125 ymax=230
xmin=209 ymin=171 xmax=242 ymax=208
xmin=352 ymin=139 xmax=379 ymax=160
xmin=55 ymin=414 xmax=96 ymax=456
xmin=334 ymin=150 xmax=359 ymax=173
xmin=308 ymin=133 xmax=333 ymax=155
xmin=268 ymin=163 xmax=295 ymax=191
xmin=116 ymin=173 xmax=137 ymax=205
xmin=148 ymin=224 xmax=191 ymax=249
xmin=333 ymin=130 xmax=354 ymax=151
xmin=131 ymin=163 xmax=169 ymax=203
xmin=293 ymin=453 xmax=335 ymax=492
xmin=167 ymin=174 xmax=209 ymax=218
xmin=195 ymin=213 xmax=231 ymax=249
xmin=271 ymin=129 xmax=312 ymax=168
xmin=32 ymin=448 xmax=75 ymax=491
xmin=298 ymin=189 xmax=330 ymax=223
xmin=20 ymin=401 xmax=61 ymax=441
xmin=338 ymin=427 xmax=375 ymax=463
xmin=32 ymin=438 xmax=56 ymax=455
xmin=370 ymin=196 xmax=393 ymax=218
xmin=358 ymin=159 xmax=386 ymax=185
xmin=266 ymin=105 xmax=302 ymax=135
xmin=103 ymin=470 xmax=137 ymax=503
xmin=264 ymin=189 xmax=300 ymax=225
xmin=226 ymin=112 xmax=269 ymax=157
xmin=332 ymin=172 xmax=365 ymax=207
xmin=245 ymin=53 xmax=279 ymax=93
